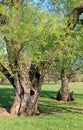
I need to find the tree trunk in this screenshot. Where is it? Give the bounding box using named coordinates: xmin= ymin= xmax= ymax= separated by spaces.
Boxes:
xmin=10 ymin=85 xmax=39 ymax=116
xmin=56 ymin=69 xmax=69 ymax=101
xmin=0 ymin=62 xmax=48 ymax=116
xmin=10 ymin=64 xmax=40 ymax=116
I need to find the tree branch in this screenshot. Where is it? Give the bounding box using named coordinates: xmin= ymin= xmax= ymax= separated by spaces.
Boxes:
xmin=0 ymin=63 xmax=15 ymax=87
xmin=39 ymin=47 xmax=58 ymax=87
xmin=68 ymin=5 xmax=83 ymax=29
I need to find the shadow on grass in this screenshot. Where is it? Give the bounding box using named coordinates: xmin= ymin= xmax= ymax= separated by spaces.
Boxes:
xmin=39 ymin=90 xmax=83 ymax=114
xmin=0 ymin=88 xmax=14 ymax=109
xmin=0 ymin=87 xmax=83 ymax=115
xmin=40 ymin=90 xmax=83 ymax=100
xmin=40 ymin=90 xmax=58 ymax=99
xmin=74 ymin=93 xmax=83 ymax=100
xmin=39 ymin=99 xmax=83 ymax=114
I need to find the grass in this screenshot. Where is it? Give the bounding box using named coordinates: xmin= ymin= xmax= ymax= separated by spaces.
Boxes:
xmin=39 ymin=82 xmax=83 ymax=113
xmin=0 ymin=82 xmax=83 ymax=130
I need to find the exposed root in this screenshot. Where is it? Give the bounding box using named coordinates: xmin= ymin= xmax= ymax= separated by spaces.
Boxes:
xmin=0 ymin=107 xmax=11 ymax=117
xmin=67 ymin=109 xmax=83 ymax=114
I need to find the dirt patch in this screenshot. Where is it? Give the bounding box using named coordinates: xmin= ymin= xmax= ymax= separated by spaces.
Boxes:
xmin=0 ymin=106 xmax=83 ymax=117
xmin=0 ymin=107 xmax=11 ymax=117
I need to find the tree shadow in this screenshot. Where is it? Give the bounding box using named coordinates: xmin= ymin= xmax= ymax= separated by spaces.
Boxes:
xmin=39 ymin=90 xmax=83 ymax=114
xmin=74 ymin=93 xmax=83 ymax=100
xmin=0 ymin=87 xmax=83 ymax=115
xmin=40 ymin=90 xmax=83 ymax=100
xmin=40 ymin=90 xmax=58 ymax=99
xmin=0 ymin=88 xmax=14 ymax=109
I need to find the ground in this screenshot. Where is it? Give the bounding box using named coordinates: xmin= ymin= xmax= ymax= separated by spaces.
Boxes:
xmin=0 ymin=82 xmax=83 ymax=130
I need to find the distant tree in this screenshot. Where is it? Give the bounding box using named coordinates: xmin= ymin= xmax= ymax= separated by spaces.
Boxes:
xmin=55 ymin=2 xmax=83 ymax=101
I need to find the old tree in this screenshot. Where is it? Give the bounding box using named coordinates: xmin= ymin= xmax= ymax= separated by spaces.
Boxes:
xmin=0 ymin=0 xmax=60 ymax=116
xmin=0 ymin=0 xmax=50 ymax=116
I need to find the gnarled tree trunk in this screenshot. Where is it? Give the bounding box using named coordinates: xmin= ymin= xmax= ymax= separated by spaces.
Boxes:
xmin=0 ymin=62 xmax=43 ymax=116
xmin=0 ymin=59 xmax=50 ymax=116
xmin=10 ymin=64 xmax=41 ymax=116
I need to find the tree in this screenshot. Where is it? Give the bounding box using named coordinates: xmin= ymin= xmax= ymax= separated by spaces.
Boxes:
xmin=0 ymin=0 xmax=61 ymax=115
xmin=56 ymin=2 xmax=83 ymax=101
xmin=37 ymin=0 xmax=83 ymax=101
xmin=0 ymin=1 xmax=48 ymax=116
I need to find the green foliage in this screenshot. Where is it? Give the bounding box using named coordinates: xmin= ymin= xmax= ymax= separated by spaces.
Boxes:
xmin=0 ymin=2 xmax=69 ymax=65
xmin=0 ymin=0 xmax=83 ymax=77
xmin=49 ymin=1 xmax=83 ymax=75
xmin=0 ymin=4 xmax=49 ymax=66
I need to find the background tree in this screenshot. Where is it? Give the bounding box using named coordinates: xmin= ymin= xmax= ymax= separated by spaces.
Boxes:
xmin=36 ymin=0 xmax=83 ymax=101
xmin=33 ymin=0 xmax=83 ymax=101
xmin=54 ymin=1 xmax=83 ymax=101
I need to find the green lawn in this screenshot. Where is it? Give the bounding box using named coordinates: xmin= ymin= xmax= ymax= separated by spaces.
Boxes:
xmin=0 ymin=82 xmax=83 ymax=130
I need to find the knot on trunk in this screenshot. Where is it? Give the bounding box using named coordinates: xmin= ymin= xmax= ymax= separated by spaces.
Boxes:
xmin=30 ymin=89 xmax=35 ymax=96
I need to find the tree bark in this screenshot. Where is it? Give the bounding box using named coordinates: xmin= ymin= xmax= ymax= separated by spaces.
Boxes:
xmin=10 ymin=64 xmax=41 ymax=116
xmin=56 ymin=69 xmax=69 ymax=101
xmin=0 ymin=63 xmax=14 ymax=86
xmin=0 ymin=59 xmax=50 ymax=116
xmin=0 ymin=62 xmax=45 ymax=116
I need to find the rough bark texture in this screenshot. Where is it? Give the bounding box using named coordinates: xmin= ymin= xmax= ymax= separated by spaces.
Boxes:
xmin=10 ymin=63 xmax=41 ymax=116
xmin=0 ymin=60 xmax=42 ymax=116
xmin=0 ymin=62 xmax=45 ymax=116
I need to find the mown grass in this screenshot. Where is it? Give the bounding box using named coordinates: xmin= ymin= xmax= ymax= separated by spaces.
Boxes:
xmin=0 ymin=82 xmax=83 ymax=130
xmin=39 ymin=82 xmax=83 ymax=113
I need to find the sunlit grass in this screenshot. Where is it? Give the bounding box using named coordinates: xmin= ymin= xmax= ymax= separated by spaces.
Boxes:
xmin=0 ymin=113 xmax=83 ymax=130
